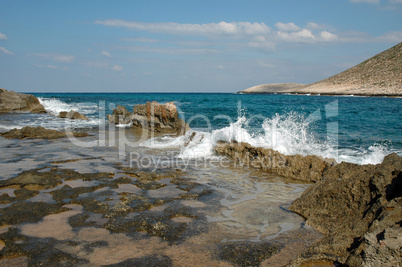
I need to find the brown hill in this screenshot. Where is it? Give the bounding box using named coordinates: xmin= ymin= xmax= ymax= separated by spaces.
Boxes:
xmin=238 ymin=42 xmax=402 ymax=96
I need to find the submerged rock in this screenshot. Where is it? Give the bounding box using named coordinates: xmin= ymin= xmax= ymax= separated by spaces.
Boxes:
xmin=58 ymin=110 xmax=89 ymax=120
xmin=107 ymin=101 xmax=189 ymax=135
xmin=0 ymin=126 xmax=89 ymax=139
xmin=0 ymin=88 xmax=46 ymax=113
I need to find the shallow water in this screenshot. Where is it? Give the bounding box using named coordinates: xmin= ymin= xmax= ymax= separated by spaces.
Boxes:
xmin=0 ymin=129 xmax=318 ymax=265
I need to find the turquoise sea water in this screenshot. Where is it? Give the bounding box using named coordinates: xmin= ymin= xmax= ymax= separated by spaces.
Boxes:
xmin=1 ymin=93 xmax=401 ymax=164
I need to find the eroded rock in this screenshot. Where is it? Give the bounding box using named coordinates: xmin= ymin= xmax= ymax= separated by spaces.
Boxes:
xmin=214 ymin=141 xmax=335 ymax=182
xmin=107 ymin=101 xmax=189 ymax=135
xmin=0 ymin=126 xmax=89 ymax=139
xmin=214 ymin=141 xmax=402 ymax=265
xmin=0 ymin=89 xmax=46 ymax=113
xmin=58 ymin=110 xmax=89 ymax=120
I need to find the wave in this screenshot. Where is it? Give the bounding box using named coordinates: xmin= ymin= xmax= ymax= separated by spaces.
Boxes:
xmin=141 ymin=112 xmax=393 ymax=165
xmin=38 ymin=98 xmax=79 ymax=115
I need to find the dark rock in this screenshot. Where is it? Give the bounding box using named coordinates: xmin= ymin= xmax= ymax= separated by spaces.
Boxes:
xmin=0 ymin=126 xmax=89 ymax=139
xmin=0 ymin=89 xmax=46 ymax=113
xmin=105 ymin=254 xmax=173 ymax=267
xmin=58 ymin=110 xmax=89 ymax=120
xmin=218 ymin=241 xmax=280 ymax=266
xmin=0 ymin=202 xmax=68 ymax=225
xmin=107 ymin=101 xmax=189 ymax=135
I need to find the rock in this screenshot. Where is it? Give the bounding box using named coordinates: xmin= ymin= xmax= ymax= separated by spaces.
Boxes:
xmin=106 ymin=105 xmax=133 ymax=124
xmin=58 ymin=110 xmax=89 ymax=120
xmin=0 ymin=126 xmax=89 ymax=139
xmin=214 ymin=141 xmax=402 ymax=265
xmin=0 ymin=89 xmax=46 ymax=113
xmin=214 ymin=141 xmax=335 ymax=182
xmin=108 ymin=101 xmax=189 ymax=135
xmin=288 ymin=153 xmax=401 ymax=265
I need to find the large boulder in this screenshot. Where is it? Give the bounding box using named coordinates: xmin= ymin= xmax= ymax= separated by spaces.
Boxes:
xmin=288 ymin=153 xmax=401 ymax=265
xmin=58 ymin=110 xmax=89 ymax=120
xmin=0 ymin=88 xmax=46 ymax=113
xmin=0 ymin=126 xmax=89 ymax=139
xmin=214 ymin=141 xmax=402 ymax=265
xmin=107 ymin=101 xmax=189 ymax=135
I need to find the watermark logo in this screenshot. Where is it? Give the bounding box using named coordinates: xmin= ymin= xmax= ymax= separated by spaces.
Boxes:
xmin=65 ymin=99 xmax=339 ymax=169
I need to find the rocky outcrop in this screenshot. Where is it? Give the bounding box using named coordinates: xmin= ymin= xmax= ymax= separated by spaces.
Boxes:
xmin=214 ymin=141 xmax=335 ymax=182
xmin=289 ymin=153 xmax=401 ymax=265
xmin=0 ymin=126 xmax=89 ymax=139
xmin=214 ymin=141 xmax=402 ymax=265
xmin=107 ymin=105 xmax=133 ymax=125
xmin=0 ymin=89 xmax=46 ymax=113
xmin=107 ymin=101 xmax=189 ymax=135
xmin=58 ymin=110 xmax=88 ymax=120
xmin=237 ymin=42 xmax=402 ymax=96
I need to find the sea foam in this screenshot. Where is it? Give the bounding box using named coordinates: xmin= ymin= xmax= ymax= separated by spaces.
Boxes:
xmin=141 ymin=112 xmax=392 ymax=165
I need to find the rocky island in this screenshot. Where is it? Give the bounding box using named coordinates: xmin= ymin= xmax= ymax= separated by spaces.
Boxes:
xmin=238 ymin=42 xmax=402 ymax=96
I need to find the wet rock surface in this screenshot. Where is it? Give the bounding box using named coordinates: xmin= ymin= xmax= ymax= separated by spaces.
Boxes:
xmin=0 ymin=162 xmax=319 ymax=266
xmin=107 ymin=101 xmax=189 ymax=135
xmin=58 ymin=110 xmax=89 ymax=120
xmin=0 ymin=167 xmax=213 ymax=264
xmin=0 ymin=89 xmax=46 ymax=113
xmin=0 ymin=126 xmax=89 ymax=139
xmin=215 ymin=141 xmax=402 ymax=266
xmin=214 ymin=141 xmax=335 ymax=182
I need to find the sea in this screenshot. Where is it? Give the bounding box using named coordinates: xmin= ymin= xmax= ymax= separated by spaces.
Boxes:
xmin=1 ymin=93 xmax=400 ymax=164
xmin=0 ymin=93 xmax=401 ymax=265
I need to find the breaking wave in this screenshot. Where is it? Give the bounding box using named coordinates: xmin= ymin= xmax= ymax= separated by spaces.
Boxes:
xmin=141 ymin=112 xmax=393 ymax=165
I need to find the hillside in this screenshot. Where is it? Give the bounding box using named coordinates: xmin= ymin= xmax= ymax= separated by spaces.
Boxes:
xmin=238 ymin=42 xmax=402 ymax=96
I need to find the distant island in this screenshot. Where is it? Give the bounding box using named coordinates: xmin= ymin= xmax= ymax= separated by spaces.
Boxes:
xmin=238 ymin=42 xmax=402 ymax=96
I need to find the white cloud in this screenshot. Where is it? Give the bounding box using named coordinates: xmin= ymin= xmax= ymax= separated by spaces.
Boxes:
xmin=0 ymin=46 xmax=13 ymax=55
xmin=306 ymin=22 xmax=325 ymax=30
xmin=36 ymin=53 xmax=75 ymax=63
xmin=275 ymin=22 xmax=300 ymax=32
xmin=121 ymin=37 xmax=159 ymax=43
xmin=112 ymin=65 xmax=123 ymax=71
xmin=85 ymin=62 xmax=108 ymax=68
xmin=0 ymin=33 xmax=8 ymax=40
xmin=350 ymin=0 xmax=380 ymax=3
xmin=389 ymin=0 xmax=402 ymax=3
xmin=53 ymin=55 xmax=74 ymax=63
xmin=376 ymin=31 xmax=402 ymax=42
xmin=95 ymin=20 xmax=271 ymax=37
xmin=35 ymin=64 xmax=68 ymax=71
xmin=320 ymin=31 xmax=338 ymax=41
xmin=101 ymin=50 xmax=111 ymax=57
xmin=277 ymin=29 xmax=315 ymax=42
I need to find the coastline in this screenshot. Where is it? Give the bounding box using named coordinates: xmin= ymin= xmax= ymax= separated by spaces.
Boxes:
xmin=237 ymin=91 xmax=402 ymax=97
xmin=0 ymin=92 xmax=401 ymax=266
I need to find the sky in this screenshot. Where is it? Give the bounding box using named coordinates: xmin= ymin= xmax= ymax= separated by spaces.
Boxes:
xmin=0 ymin=0 xmax=401 ymax=93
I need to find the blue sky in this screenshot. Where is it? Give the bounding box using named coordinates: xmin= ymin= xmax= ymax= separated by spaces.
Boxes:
xmin=0 ymin=0 xmax=401 ymax=93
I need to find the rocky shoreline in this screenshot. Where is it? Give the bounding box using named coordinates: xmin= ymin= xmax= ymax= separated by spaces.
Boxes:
xmin=1 ymin=92 xmax=400 ymax=265
xmin=214 ymin=141 xmax=402 ymax=266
